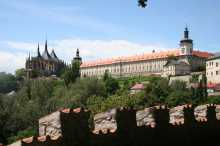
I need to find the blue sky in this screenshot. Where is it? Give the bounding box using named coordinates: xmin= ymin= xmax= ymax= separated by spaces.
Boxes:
xmin=0 ymin=0 xmax=220 ymax=73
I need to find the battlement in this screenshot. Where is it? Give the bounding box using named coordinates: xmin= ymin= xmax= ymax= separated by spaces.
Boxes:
xmin=9 ymin=104 xmax=220 ymax=146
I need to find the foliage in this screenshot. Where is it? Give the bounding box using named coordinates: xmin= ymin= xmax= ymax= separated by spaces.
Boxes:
xmin=145 ymin=78 xmax=170 ymax=105
xmin=7 ymin=128 xmax=36 ymax=144
xmin=103 ymin=74 xmax=119 ymax=95
xmin=167 ymin=55 xmax=178 ymax=61
xmin=138 ymin=0 xmax=148 ymax=8
xmin=0 ymin=72 xmax=17 ymax=94
xmin=0 ymin=74 xmax=211 ymax=144
xmin=207 ymin=96 xmax=220 ymax=104
xmin=15 ymin=68 xmax=26 ymax=81
xmin=190 ymin=74 xmax=199 ymax=83
xmin=62 ymin=60 xmax=81 ymax=86
xmin=191 ymin=74 xmax=208 ymax=105
xmin=86 ymin=92 xmax=146 ymax=114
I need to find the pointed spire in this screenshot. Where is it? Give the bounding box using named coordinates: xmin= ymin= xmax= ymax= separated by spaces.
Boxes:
xmin=45 ymin=39 xmax=48 ymax=52
xmin=28 ymin=52 xmax=31 ymax=60
xmin=50 ymin=49 xmax=58 ymax=60
xmin=184 ymin=26 xmax=189 ymax=39
xmin=73 ymin=48 xmax=82 ymax=63
xmin=37 ymin=43 xmax=41 ymax=58
xmin=76 ymin=48 xmax=80 ymax=57
xmin=42 ymin=39 xmax=51 ymax=60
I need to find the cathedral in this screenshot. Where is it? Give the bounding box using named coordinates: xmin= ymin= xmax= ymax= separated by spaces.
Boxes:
xmin=80 ymin=28 xmax=212 ymax=77
xmin=25 ymin=40 xmax=66 ymax=76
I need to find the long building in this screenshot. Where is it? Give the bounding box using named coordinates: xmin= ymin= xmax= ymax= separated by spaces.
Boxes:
xmin=80 ymin=28 xmax=212 ymax=77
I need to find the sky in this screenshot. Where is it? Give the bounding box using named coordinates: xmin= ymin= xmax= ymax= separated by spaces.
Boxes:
xmin=0 ymin=0 xmax=220 ymax=73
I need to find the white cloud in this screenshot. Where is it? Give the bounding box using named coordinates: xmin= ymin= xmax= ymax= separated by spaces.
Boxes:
xmin=1 ymin=38 xmax=169 ymax=74
xmin=2 ymin=41 xmax=36 ymax=51
xmin=0 ymin=51 xmax=26 ymax=74
xmin=51 ymin=39 xmax=168 ymax=62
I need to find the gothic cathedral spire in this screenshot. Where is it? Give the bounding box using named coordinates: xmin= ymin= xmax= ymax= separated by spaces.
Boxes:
xmin=37 ymin=43 xmax=41 ymax=58
xmin=45 ymin=39 xmax=48 ymax=52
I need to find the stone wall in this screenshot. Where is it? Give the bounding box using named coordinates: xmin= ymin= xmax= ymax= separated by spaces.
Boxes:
xmin=9 ymin=104 xmax=220 ymax=146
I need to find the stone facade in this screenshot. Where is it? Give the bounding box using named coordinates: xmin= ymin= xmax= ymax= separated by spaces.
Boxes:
xmin=80 ymin=28 xmax=211 ymax=77
xmin=162 ymin=59 xmax=191 ymax=77
xmin=206 ymin=56 xmax=220 ymax=84
xmin=8 ymin=104 xmax=220 ymax=146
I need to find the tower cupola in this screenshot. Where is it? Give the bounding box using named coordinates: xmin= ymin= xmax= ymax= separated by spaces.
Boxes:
xmin=180 ymin=27 xmax=193 ymax=55
xmin=73 ymin=48 xmax=82 ymax=64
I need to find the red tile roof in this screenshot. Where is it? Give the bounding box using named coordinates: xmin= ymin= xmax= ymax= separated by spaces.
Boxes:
xmin=131 ymin=83 xmax=145 ymax=90
xmin=192 ymin=50 xmax=212 ymax=58
xmin=61 ymin=107 xmax=85 ymax=114
xmin=81 ymin=49 xmax=212 ymax=68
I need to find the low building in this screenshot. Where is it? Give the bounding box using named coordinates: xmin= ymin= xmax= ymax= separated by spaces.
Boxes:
xmin=162 ymin=59 xmax=191 ymax=77
xmin=206 ymin=55 xmax=220 ymax=84
xmin=130 ymin=83 xmax=145 ymax=94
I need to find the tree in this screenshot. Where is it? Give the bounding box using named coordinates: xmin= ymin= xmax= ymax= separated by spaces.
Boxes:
xmin=15 ymin=68 xmax=26 ymax=81
xmin=145 ymin=78 xmax=170 ymax=105
xmin=138 ymin=0 xmax=148 ymax=8
xmin=0 ymin=72 xmax=17 ymax=94
xmin=102 ymin=71 xmax=119 ymax=95
xmin=62 ymin=59 xmax=81 ymax=86
xmin=167 ymin=55 xmax=178 ymax=61
xmin=166 ymin=90 xmax=192 ymax=107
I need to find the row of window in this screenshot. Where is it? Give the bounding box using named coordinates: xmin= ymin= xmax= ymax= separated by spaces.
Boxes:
xmin=207 ymin=71 xmax=219 ymax=76
xmin=207 ymin=61 xmax=219 ymax=67
xmin=82 ymin=63 xmax=165 ymax=76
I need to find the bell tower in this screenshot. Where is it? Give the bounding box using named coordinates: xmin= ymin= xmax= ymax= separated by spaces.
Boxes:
xmin=73 ymin=48 xmax=82 ymax=64
xmin=179 ymin=27 xmax=193 ymax=55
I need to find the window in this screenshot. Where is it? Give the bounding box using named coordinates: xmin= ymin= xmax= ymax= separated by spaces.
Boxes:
xmin=216 ymin=62 xmax=219 ymax=67
xmin=216 ymin=71 xmax=219 ymax=75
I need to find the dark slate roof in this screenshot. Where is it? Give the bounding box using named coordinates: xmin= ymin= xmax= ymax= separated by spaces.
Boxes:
xmin=164 ymin=60 xmax=189 ymax=66
xmin=42 ymin=49 xmax=51 ymax=60
xmin=50 ymin=50 xmax=59 ymax=61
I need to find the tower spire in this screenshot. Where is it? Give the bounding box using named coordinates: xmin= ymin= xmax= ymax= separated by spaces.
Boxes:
xmin=73 ymin=48 xmax=82 ymax=64
xmin=45 ymin=39 xmax=48 ymax=51
xmin=28 ymin=52 xmax=31 ymax=60
xmin=37 ymin=43 xmax=41 ymax=57
xmin=76 ymin=48 xmax=80 ymax=57
xmin=184 ymin=26 xmax=189 ymax=39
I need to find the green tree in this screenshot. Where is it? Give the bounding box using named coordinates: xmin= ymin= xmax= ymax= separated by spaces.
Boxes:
xmin=62 ymin=60 xmax=81 ymax=86
xmin=105 ymin=77 xmax=119 ymax=95
xmin=166 ymin=90 xmax=192 ymax=107
xmin=0 ymin=72 xmax=17 ymax=94
xmin=138 ymin=0 xmax=148 ymax=8
xmin=15 ymin=68 xmax=26 ymax=81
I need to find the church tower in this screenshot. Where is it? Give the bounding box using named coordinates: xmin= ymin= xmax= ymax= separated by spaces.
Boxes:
xmin=73 ymin=48 xmax=82 ymax=64
xmin=179 ymin=27 xmax=193 ymax=55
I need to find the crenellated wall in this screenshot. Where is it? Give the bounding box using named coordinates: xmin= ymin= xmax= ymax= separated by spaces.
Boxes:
xmin=8 ymin=104 xmax=220 ymax=146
